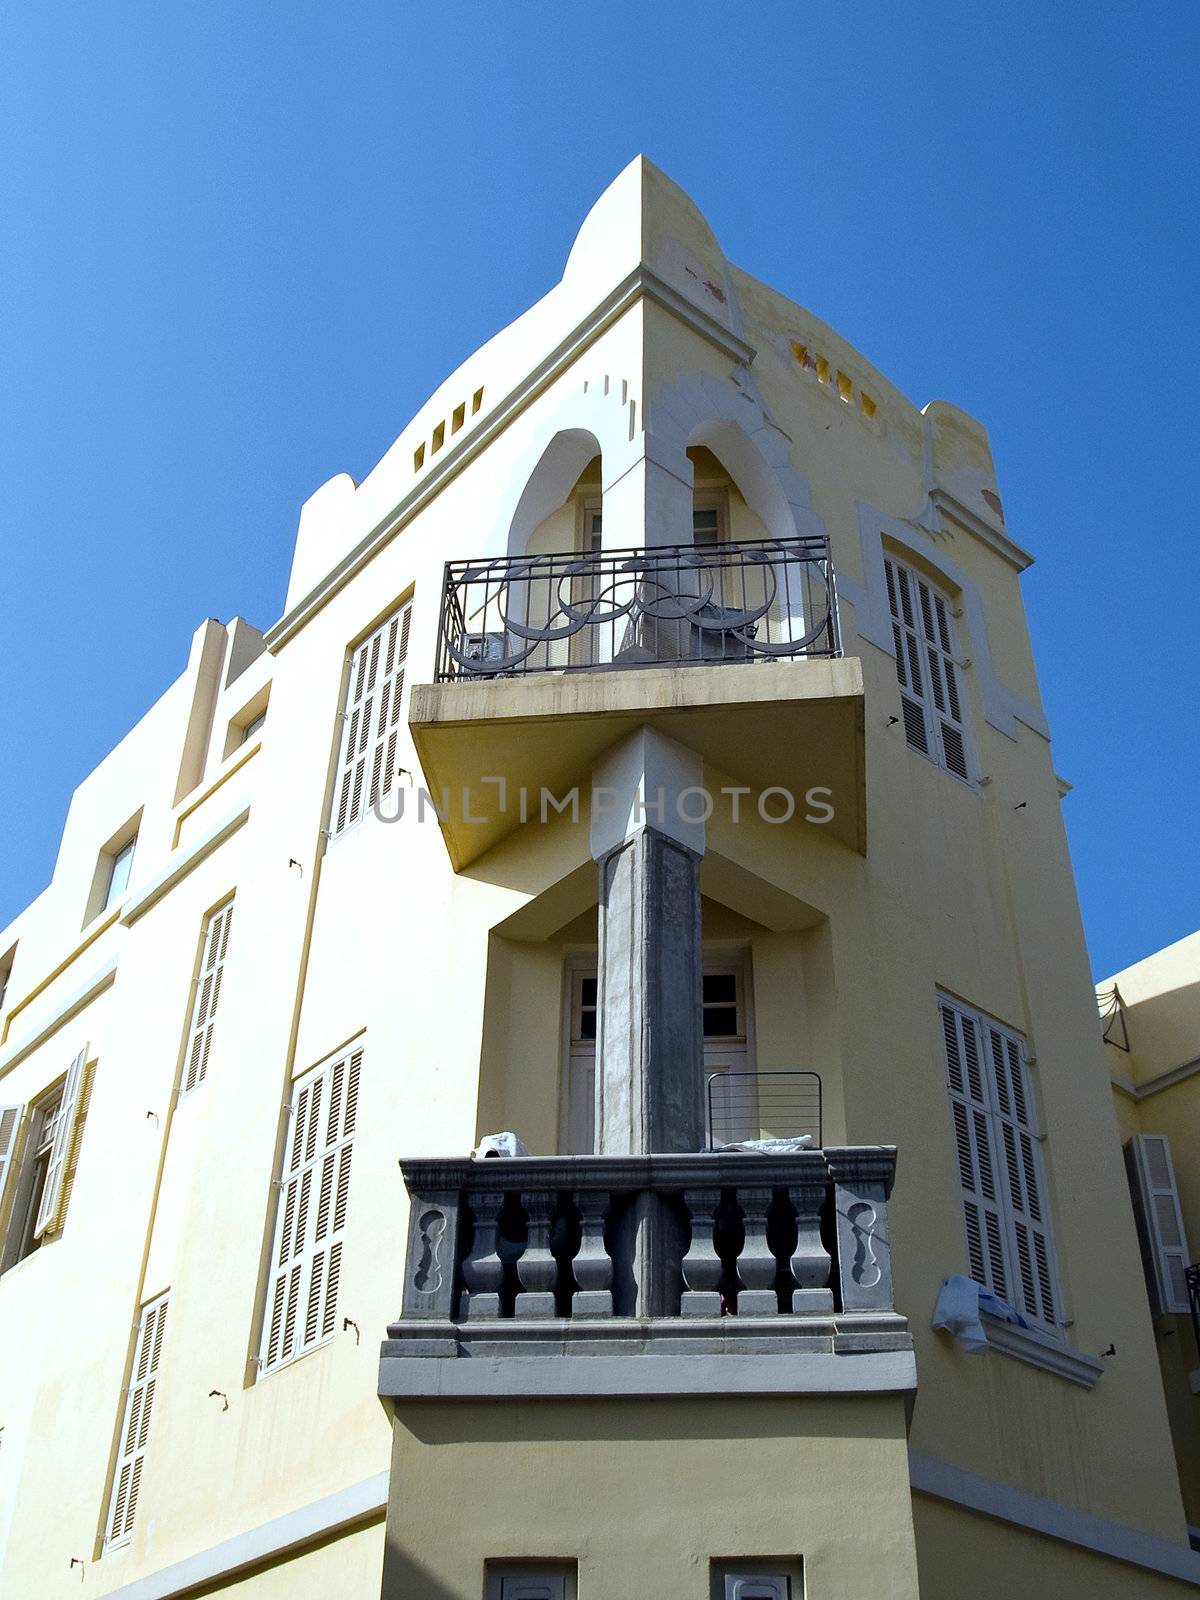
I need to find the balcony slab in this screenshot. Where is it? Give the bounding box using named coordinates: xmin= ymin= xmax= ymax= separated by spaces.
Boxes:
xmin=379 ymin=1346 xmax=916 ymax=1401
xmin=408 ymin=656 xmax=865 ymax=868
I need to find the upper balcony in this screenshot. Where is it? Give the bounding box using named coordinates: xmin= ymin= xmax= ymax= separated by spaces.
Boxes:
xmin=435 ymin=534 xmax=840 ymax=681
xmin=408 ymin=535 xmax=866 ymax=866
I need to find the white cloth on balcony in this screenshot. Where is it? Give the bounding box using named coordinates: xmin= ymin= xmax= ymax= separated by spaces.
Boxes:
xmin=931 ymin=1274 xmax=1029 ymax=1354
xmin=472 ymin=1131 xmax=530 ymax=1159
xmin=708 ymin=1135 xmax=814 ymax=1154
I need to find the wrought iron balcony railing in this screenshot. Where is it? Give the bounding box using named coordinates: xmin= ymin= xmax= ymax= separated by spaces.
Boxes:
xmin=434 ymin=535 xmax=840 ymax=682
xmin=384 ymin=1147 xmax=898 ymax=1363
xmin=1187 ymin=1262 xmax=1200 ymax=1363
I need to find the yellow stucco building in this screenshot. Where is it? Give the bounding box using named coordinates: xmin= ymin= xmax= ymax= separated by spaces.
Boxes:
xmin=1100 ymin=930 xmax=1200 ymax=1552
xmin=1 ymin=157 xmax=1197 ymax=1599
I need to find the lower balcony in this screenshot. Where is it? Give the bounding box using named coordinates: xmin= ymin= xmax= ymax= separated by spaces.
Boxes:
xmin=379 ymin=1147 xmax=913 ymax=1401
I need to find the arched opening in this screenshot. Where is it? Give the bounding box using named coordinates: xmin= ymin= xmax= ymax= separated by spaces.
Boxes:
xmin=681 ymin=422 xmax=829 ymax=660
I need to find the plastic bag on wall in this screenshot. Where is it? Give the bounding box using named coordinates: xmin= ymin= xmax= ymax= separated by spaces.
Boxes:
xmin=931 ymin=1274 xmax=1028 ymax=1354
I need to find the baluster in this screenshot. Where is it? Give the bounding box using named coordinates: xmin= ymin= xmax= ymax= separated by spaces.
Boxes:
xmin=462 ymin=1189 xmax=505 ymax=1319
xmin=787 ymin=1182 xmax=834 ymax=1313
xmin=680 ymin=1187 xmax=724 ymax=1317
xmin=734 ymin=1186 xmax=779 ymax=1315
xmin=572 ymin=1190 xmax=613 ymax=1318
xmin=515 ymin=1191 xmax=559 ymax=1319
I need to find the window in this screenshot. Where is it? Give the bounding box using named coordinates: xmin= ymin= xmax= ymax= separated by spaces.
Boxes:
xmin=259 ymin=1046 xmax=362 ymax=1376
xmin=180 ymin=902 xmax=234 ymax=1098
xmin=939 ymin=996 xmax=1060 ymax=1332
xmin=884 ymin=555 xmax=970 ymax=781
xmin=484 ymin=1562 xmax=576 ymax=1600
xmin=1125 ymin=1134 xmax=1192 ymax=1316
xmin=330 ymin=602 xmax=412 ymax=837
xmin=692 ymin=494 xmax=726 ymax=549
xmin=562 ymin=956 xmax=753 ymax=1154
xmin=711 ymin=1561 xmax=803 ymax=1599
xmin=0 ymin=944 xmax=14 ymax=1014
xmin=580 ymin=499 xmax=724 ymax=550
xmin=241 ymin=710 xmax=266 ymax=744
xmin=103 ymin=837 xmax=137 ymax=910
xmin=0 ymin=1043 xmax=88 ymax=1271
xmin=105 ymin=1293 xmax=168 ymax=1549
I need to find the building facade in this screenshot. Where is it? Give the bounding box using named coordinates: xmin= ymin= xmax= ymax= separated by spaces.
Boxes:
xmin=1 ymin=158 xmax=1197 ymax=1598
xmin=1100 ymin=930 xmax=1200 ymax=1548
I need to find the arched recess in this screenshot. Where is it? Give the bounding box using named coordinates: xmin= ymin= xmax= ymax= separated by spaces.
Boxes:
xmin=505 ymin=428 xmax=603 ymax=557
xmin=687 ymin=417 xmax=797 ymax=544
xmin=496 ymin=376 xmax=639 ymax=558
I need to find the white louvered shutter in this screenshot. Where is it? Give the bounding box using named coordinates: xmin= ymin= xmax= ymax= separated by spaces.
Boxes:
xmin=885 ymin=556 xmax=969 ymax=780
xmin=1127 ymin=1134 xmax=1192 ymax=1316
xmin=984 ymin=1021 xmax=1059 ymax=1329
xmin=182 ymin=903 xmax=234 ymax=1096
xmin=0 ymin=1104 xmax=23 ymax=1213
xmin=34 ymin=1043 xmax=86 ymax=1238
xmin=331 ymin=603 xmax=412 ymax=837
xmin=941 ymin=1002 xmax=1010 ymax=1302
xmin=106 ymin=1293 xmax=168 ymax=1548
xmin=261 ymin=1047 xmax=362 ymax=1374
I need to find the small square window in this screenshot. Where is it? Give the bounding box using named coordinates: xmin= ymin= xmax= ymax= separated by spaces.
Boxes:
xmin=241 ymin=710 xmax=266 ymax=744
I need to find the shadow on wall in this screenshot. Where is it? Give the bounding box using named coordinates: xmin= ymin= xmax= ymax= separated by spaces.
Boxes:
xmin=381 ymin=1545 xmax=462 ymax=1600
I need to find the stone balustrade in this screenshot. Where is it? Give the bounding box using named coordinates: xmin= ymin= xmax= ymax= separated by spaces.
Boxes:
xmin=384 ymin=1148 xmax=902 ymax=1363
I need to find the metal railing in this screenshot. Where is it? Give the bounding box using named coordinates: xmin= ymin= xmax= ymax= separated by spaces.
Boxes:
xmin=706 ymin=1071 xmax=822 ymax=1149
xmin=435 ymin=535 xmax=840 ymax=681
xmin=1187 ymin=1262 xmax=1200 ymax=1363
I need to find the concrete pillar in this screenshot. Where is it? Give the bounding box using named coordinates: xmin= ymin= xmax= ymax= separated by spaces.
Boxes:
xmin=591 ymin=729 xmax=706 ymax=1157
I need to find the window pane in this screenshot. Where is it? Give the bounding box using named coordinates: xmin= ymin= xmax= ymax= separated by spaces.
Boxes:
xmin=703 ymin=1006 xmax=739 ymax=1038
xmin=578 ymin=1010 xmax=596 ymax=1041
xmin=693 ymin=507 xmax=720 ymax=546
xmin=105 ymin=839 xmax=136 ymax=907
xmin=580 ymin=978 xmax=597 ymax=1007
xmin=703 ymin=974 xmax=736 ymax=1004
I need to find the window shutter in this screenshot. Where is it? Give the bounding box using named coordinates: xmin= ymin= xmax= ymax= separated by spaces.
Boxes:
xmin=182 ymin=903 xmax=234 ymax=1096
xmin=260 ymin=1047 xmax=362 ymax=1374
xmin=884 ymin=556 xmax=968 ymax=779
xmin=34 ymin=1043 xmax=87 ymax=1238
xmin=0 ymin=1103 xmax=23 ymax=1212
xmin=984 ymin=1023 xmax=1058 ymax=1327
xmin=1126 ymin=1134 xmax=1192 ymax=1316
xmin=106 ymin=1294 xmax=168 ymax=1548
xmin=940 ymin=999 xmax=1061 ymax=1333
xmin=940 ymin=1003 xmax=1009 ymax=1301
xmin=331 ymin=603 xmax=412 ymax=837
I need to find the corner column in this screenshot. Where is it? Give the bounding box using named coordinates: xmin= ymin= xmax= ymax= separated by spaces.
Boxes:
xmin=591 ymin=728 xmax=706 ymax=1157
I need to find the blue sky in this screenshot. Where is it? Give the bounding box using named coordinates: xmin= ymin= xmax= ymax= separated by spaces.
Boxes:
xmin=1 ymin=3 xmax=1196 ymax=979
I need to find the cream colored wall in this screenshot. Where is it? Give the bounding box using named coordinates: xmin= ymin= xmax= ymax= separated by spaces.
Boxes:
xmin=216 ymin=1521 xmax=386 ymax=1597
xmin=1100 ymin=931 xmax=1200 ymax=1528
xmin=385 ymin=1397 xmax=921 ymax=1600
xmin=913 ymin=1497 xmax=1197 ymax=1599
